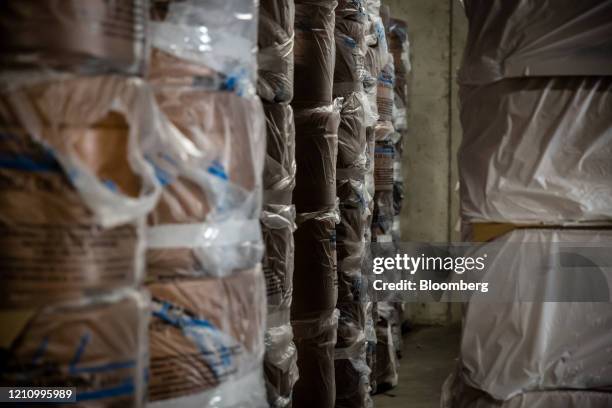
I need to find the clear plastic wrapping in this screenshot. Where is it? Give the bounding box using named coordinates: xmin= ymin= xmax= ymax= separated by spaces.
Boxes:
xmin=459 ymin=77 xmax=612 ymax=225
xmin=149 ymin=0 xmax=259 ymax=95
xmin=336 ymin=179 xmax=367 ymax=301
xmin=292 ymin=309 xmax=340 ymax=408
xmin=144 ymin=87 xmax=266 ymax=277
xmin=337 ymin=92 xmax=368 ymax=177
xmin=262 ymin=206 xmax=296 ymax=321
xmin=258 ymin=0 xmax=296 ymax=103
xmin=293 ymin=103 xmax=342 ymax=213
xmin=457 ymin=229 xmax=612 ymax=400
xmin=333 ymin=0 xmax=367 ymax=97
xmin=0 ymin=0 xmax=147 ymax=75
xmin=147 ymin=267 xmax=267 ymax=408
xmin=264 ymin=323 xmax=299 ymax=408
xmin=291 ymin=210 xmax=340 ymax=320
xmin=376 ymin=56 xmax=395 ymax=123
xmin=263 ymin=102 xmax=296 ymax=204
xmin=0 ymin=74 xmax=164 ymax=306
xmin=372 ymin=123 xmax=396 ymax=242
xmin=0 ymin=289 xmax=150 ymax=407
xmin=443 ymin=373 xmax=612 ymax=408
xmin=293 ymin=0 xmax=339 ymax=105
xmin=460 ymin=0 xmax=612 ymax=85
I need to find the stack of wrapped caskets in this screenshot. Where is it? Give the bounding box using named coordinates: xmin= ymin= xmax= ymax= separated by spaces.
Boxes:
xmin=0 ymin=1 xmax=271 ymax=407
xmin=0 ymin=2 xmax=153 ymax=406
xmin=444 ymin=1 xmax=612 ymax=407
xmin=290 ymin=1 xmax=341 ymax=407
xmin=257 ymin=0 xmax=300 ymax=406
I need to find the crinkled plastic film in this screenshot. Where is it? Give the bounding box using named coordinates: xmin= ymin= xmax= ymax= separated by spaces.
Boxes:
xmin=258 ymin=0 xmax=295 ymax=103
xmin=292 ymin=309 xmax=340 ymax=408
xmin=374 ymin=306 xmax=399 ymax=389
xmin=147 ymin=267 xmax=267 ymax=407
xmin=293 ymin=0 xmax=339 ymax=105
xmin=337 ymin=92 xmax=369 ymax=175
xmin=145 ymin=87 xmax=267 ymax=277
xmin=0 ymin=289 xmax=150 ymax=407
xmin=146 ymin=2 xmax=268 ymax=407
xmin=460 ymin=0 xmax=612 ymax=85
xmin=263 ymin=102 xmax=296 ymax=202
xmin=376 ymin=56 xmax=395 ymax=123
xmin=458 ymin=229 xmax=612 ymax=401
xmin=0 ymin=0 xmax=148 ymax=75
xmin=0 ymin=74 xmax=163 ymax=306
xmin=442 ymin=372 xmax=612 ymax=408
xmin=150 ymin=0 xmax=259 ymax=95
xmin=459 ymin=77 xmax=612 ymax=225
xmin=293 ymin=103 xmax=342 ymax=213
xmin=262 ymin=206 xmax=296 ymax=321
xmin=264 ymin=323 xmax=299 ymax=408
xmin=291 ymin=210 xmax=340 ymax=320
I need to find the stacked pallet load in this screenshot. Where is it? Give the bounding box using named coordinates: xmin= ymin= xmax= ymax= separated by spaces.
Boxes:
xmin=333 ymin=0 xmax=375 ymax=407
xmin=362 ymin=0 xmax=387 ymax=394
xmin=444 ymin=1 xmax=612 ymax=407
xmin=387 ymin=16 xmax=411 ymax=362
xmin=370 ymin=3 xmax=401 ymax=393
xmin=145 ymin=1 xmax=268 ymax=406
xmin=0 ymin=1 xmax=153 ymax=406
xmin=290 ymin=1 xmax=341 ymax=407
xmin=257 ymin=0 xmax=299 ymax=406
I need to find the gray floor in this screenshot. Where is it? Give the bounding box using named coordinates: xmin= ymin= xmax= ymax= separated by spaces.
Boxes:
xmin=373 ymin=324 xmax=461 ymax=408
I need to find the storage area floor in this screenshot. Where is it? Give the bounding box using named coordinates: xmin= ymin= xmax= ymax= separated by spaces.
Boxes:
xmin=374 ymin=323 xmax=462 ymax=408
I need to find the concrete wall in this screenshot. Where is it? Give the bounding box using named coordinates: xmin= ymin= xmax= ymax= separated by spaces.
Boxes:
xmin=385 ymin=0 xmax=467 ymax=325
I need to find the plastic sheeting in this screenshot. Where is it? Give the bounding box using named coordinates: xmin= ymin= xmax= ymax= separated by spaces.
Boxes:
xmin=264 ymin=323 xmax=299 ymax=408
xmin=337 ymin=93 xmax=368 ymax=175
xmin=293 ymin=0 xmax=338 ymax=105
xmin=292 ymin=104 xmax=341 ymax=213
xmin=262 ymin=102 xmax=296 ymax=203
xmin=335 ymin=332 xmax=372 ymax=408
xmin=459 ymin=77 xmax=612 ymax=225
xmin=258 ymin=0 xmax=295 ymax=103
xmin=457 ymin=229 xmax=612 ymax=401
xmin=147 ymin=267 xmax=267 ymax=408
xmin=443 ymin=374 xmax=612 ymax=408
xmin=460 ymin=0 xmax=612 ymax=85
xmin=0 ymin=289 xmax=150 ymax=407
xmin=150 ymin=0 xmax=259 ymax=95
xmin=291 ymin=210 xmax=340 ymax=320
xmin=372 ymin=124 xmax=395 ymax=242
xmin=292 ymin=309 xmax=340 ymax=408
xmin=146 ymin=3 xmax=268 ymax=407
xmin=0 ymin=75 xmax=164 ymax=307
xmin=0 ymin=0 xmax=147 ymax=75
xmin=388 ymin=18 xmax=410 ymax=132
xmin=145 ymin=87 xmax=266 ymax=277
xmin=334 ymin=0 xmax=367 ymax=96
xmin=262 ymin=206 xmax=296 ymax=322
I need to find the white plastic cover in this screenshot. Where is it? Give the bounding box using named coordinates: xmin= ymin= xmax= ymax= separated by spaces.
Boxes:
xmin=459 ymin=77 xmax=612 ymax=225
xmin=147 ymin=267 xmax=267 ymax=408
xmin=458 ymin=229 xmax=612 ymax=401
xmin=443 ymin=373 xmax=612 ymax=408
xmin=460 ymin=0 xmax=612 ymax=85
